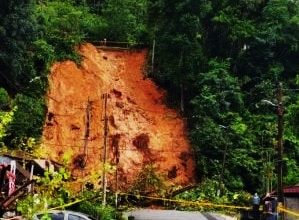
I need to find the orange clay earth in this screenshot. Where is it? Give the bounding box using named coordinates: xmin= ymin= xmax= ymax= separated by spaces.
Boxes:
xmin=42 ymin=43 xmax=196 ymax=191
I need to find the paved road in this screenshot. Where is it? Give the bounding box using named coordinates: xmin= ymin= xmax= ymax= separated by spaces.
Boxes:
xmin=125 ymin=209 xmax=236 ymax=220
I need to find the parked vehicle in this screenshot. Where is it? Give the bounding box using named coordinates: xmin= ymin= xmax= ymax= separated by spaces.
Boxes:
xmin=33 ymin=210 xmax=96 ymax=220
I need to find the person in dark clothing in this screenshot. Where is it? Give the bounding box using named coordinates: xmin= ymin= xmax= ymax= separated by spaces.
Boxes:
xmin=263 ymin=193 xmax=277 ymax=220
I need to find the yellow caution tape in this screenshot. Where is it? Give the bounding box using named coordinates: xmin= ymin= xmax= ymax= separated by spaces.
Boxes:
xmin=48 ymin=198 xmax=87 ymax=211
xmin=119 ymin=193 xmax=251 ymax=210
xmin=278 ymin=206 xmax=299 ymax=218
xmin=47 ymin=192 xmax=299 ymax=219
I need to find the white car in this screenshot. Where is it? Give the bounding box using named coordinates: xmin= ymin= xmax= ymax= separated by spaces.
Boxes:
xmin=33 ymin=210 xmax=96 ymax=220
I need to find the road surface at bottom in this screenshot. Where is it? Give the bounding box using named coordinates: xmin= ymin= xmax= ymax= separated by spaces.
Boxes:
xmin=125 ymin=209 xmax=236 ymax=220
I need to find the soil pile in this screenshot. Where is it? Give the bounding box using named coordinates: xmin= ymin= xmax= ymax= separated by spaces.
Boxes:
xmin=42 ymin=44 xmax=196 ymax=190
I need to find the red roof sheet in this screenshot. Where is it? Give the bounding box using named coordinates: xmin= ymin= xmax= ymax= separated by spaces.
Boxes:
xmin=283 ymin=186 xmax=299 ymax=194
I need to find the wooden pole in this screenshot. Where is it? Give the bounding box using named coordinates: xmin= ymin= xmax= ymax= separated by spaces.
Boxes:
xmin=151 ymin=39 xmax=156 ymax=75
xmin=217 ymin=144 xmax=227 ymax=196
xmin=115 ymin=141 xmax=120 ymax=209
xmin=84 ymin=100 xmax=92 ymax=157
xmin=102 ymin=93 xmax=108 ymax=206
xmin=179 ymin=51 xmax=184 ymax=113
xmin=28 ymin=164 xmax=34 ymax=193
xmin=81 ymin=99 xmax=92 ymax=191
xmin=276 ymin=83 xmax=284 ymax=219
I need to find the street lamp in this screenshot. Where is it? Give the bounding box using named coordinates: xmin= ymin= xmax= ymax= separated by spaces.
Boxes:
xmin=261 ymin=83 xmax=284 ymax=214
xmin=261 ymin=99 xmax=277 ymax=107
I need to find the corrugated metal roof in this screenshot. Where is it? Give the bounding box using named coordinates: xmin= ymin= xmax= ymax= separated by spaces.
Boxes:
xmin=270 ymin=185 xmax=299 ymax=196
xmin=284 ymin=185 xmax=299 ymax=194
xmin=0 ymin=156 xmax=13 ymax=165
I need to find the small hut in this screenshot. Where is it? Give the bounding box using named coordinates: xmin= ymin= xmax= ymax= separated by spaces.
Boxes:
xmin=0 ymin=152 xmax=61 ymax=214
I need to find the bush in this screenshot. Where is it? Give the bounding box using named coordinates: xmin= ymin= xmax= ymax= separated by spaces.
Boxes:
xmin=17 ymin=168 xmax=72 ymax=219
xmin=173 ymin=179 xmax=250 ymax=212
xmin=0 ymin=88 xmax=10 ymax=110
xmin=75 ymin=200 xmax=116 ymax=220
xmin=129 ymin=163 xmax=165 ymax=196
xmin=101 ymin=0 xmax=149 ymax=44
xmin=6 ymin=94 xmax=46 ymax=149
xmin=34 ymin=1 xmax=107 ymax=62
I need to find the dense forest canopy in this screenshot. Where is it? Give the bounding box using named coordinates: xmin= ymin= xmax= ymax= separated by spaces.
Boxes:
xmin=0 ymin=0 xmax=298 ymax=195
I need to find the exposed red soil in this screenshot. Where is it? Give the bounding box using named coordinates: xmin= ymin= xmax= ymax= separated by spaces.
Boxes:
xmin=42 ymin=44 xmax=196 ymax=191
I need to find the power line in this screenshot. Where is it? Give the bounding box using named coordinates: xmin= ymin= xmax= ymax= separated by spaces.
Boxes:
xmin=43 ymin=94 xmax=181 ymax=115
xmin=42 ymin=138 xmax=104 ymax=148
xmin=42 ymin=142 xmax=190 ymax=154
xmin=117 ymin=148 xmax=192 ymax=153
xmin=58 ymin=102 xmax=178 ymax=115
xmin=42 ymin=143 xmax=83 ymax=148
xmin=41 ymin=131 xmax=184 ymax=146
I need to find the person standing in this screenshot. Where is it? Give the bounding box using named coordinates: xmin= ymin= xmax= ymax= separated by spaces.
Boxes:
xmin=252 ymin=193 xmax=261 ymax=219
xmin=263 ymin=193 xmax=276 ymax=220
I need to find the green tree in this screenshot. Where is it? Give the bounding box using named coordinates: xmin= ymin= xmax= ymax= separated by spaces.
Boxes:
xmin=34 ymin=1 xmax=106 ymax=61
xmin=5 ymin=94 xmax=46 ymax=149
xmin=102 ymin=0 xmax=149 ymax=44
xmin=0 ymin=0 xmax=38 ymax=94
xmin=0 ymin=88 xmax=10 ymax=110
xmin=17 ymin=168 xmax=71 ymax=219
xmin=0 ymin=0 xmax=108 ymax=149
xmin=148 ymin=0 xmax=208 ymax=111
xmin=150 ymin=0 xmax=299 ymax=193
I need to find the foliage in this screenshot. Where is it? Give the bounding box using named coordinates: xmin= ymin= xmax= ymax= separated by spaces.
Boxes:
xmin=0 ymin=108 xmax=15 ymax=145
xmin=0 ymin=0 xmax=106 ymax=149
xmin=129 ymin=163 xmax=165 ymax=196
xmin=0 ymin=88 xmax=10 ymax=110
xmin=101 ymin=0 xmax=149 ymax=44
xmin=174 ymin=179 xmax=251 ymax=211
xmin=149 ymin=0 xmax=299 ymax=194
xmin=0 ymin=0 xmax=39 ymax=94
xmin=284 ymin=91 xmax=299 ymax=185
xmin=0 ymin=88 xmax=13 ymax=146
xmin=176 ymin=179 xmax=220 ymax=202
xmin=5 ymin=94 xmax=46 ymax=149
xmin=0 ymin=0 xmax=299 ymax=199
xmin=34 ymin=1 xmax=106 ymax=62
xmin=148 ymin=0 xmax=206 ymax=109
xmin=190 ymin=59 xmax=255 ymax=190
xmin=284 ymin=158 xmax=299 ymax=184
xmin=17 ymin=168 xmax=72 ymax=219
xmin=17 ymin=194 xmax=45 ymax=220
xmin=286 ymin=99 xmax=299 ymax=136
xmin=17 ymin=172 xmax=117 ymax=220
xmin=75 ymin=200 xmax=116 ymax=220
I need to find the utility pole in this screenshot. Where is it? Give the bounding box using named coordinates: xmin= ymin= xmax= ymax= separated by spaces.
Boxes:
xmin=84 ymin=99 xmax=92 ymax=162
xmin=80 ymin=100 xmax=92 ymax=192
xmin=102 ymin=93 xmax=109 ymax=206
xmin=151 ymin=39 xmax=155 ymax=75
xmin=179 ymin=51 xmax=184 ymax=113
xmin=216 ymin=125 xmax=229 ymax=197
xmin=265 ymin=151 xmax=274 ymax=194
xmin=115 ymin=143 xmax=119 ymax=209
xmin=217 ymin=143 xmax=228 ymax=197
xmin=276 ymin=83 xmax=284 ymax=214
xmin=261 ymin=84 xmax=285 ymax=218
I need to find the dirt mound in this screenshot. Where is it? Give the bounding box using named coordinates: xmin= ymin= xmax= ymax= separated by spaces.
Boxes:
xmin=42 ymin=44 xmax=196 ymax=191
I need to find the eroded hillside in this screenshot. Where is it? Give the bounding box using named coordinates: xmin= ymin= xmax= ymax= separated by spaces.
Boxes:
xmin=42 ymin=44 xmax=195 ymax=190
